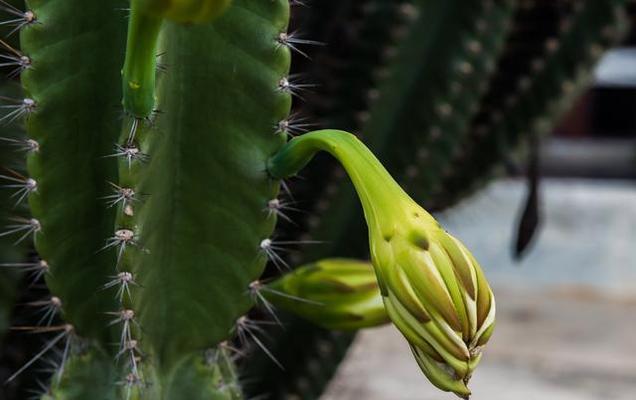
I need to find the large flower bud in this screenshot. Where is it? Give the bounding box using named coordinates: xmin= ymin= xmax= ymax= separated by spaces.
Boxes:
xmin=372 ymin=207 xmax=495 ymax=398
xmin=264 ymin=258 xmax=389 ymax=331
xmin=268 ymin=130 xmax=496 ymax=398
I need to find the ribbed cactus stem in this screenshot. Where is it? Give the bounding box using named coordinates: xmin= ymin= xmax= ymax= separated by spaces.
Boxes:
xmin=121 ymin=1 xmax=163 ymax=118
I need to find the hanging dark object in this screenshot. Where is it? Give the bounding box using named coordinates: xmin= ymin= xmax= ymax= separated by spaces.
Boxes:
xmin=514 ymin=134 xmax=542 ymax=261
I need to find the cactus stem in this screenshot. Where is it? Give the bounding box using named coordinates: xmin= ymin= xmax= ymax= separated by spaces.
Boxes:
xmin=0 ymin=136 xmax=39 ymax=153
xmin=0 ymin=0 xmax=37 ymax=36
xmin=0 ymin=216 xmax=41 ymax=244
xmin=0 ymin=96 xmax=36 ymax=124
xmin=0 ymin=169 xmax=37 ymax=206
xmin=5 ymin=324 xmax=74 ymax=384
xmin=276 ymin=31 xmax=322 ymax=59
xmin=236 ymin=316 xmax=284 ymax=370
xmin=0 ymin=38 xmax=31 ymax=77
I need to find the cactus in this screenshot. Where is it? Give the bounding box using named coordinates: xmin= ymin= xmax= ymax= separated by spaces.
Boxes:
xmin=0 ymin=0 xmax=630 ymax=399
xmin=5 ymin=0 xmax=291 ymax=397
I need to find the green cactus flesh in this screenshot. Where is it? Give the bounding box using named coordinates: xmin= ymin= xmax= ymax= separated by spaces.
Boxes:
xmin=20 ymin=0 xmax=128 ymax=341
xmin=129 ymin=0 xmax=291 ymax=365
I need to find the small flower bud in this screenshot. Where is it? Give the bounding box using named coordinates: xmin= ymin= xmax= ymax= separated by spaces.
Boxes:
xmin=264 ymin=259 xmax=389 ymax=331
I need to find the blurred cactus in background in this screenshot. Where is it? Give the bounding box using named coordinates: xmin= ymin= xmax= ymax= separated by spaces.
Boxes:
xmin=0 ymin=0 xmax=630 ymax=399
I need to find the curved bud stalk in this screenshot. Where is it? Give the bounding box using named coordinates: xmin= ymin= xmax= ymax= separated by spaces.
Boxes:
xmin=121 ymin=0 xmax=232 ymax=118
xmin=265 ymin=258 xmax=389 ymax=331
xmin=136 ymin=0 xmax=233 ymax=24
xmin=268 ymin=130 xmax=496 ymax=398
xmin=121 ymin=4 xmax=163 ymax=118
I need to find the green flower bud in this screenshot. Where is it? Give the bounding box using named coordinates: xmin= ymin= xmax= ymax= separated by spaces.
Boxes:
xmin=264 ymin=258 xmax=389 ymax=331
xmin=379 ymin=225 xmax=495 ymax=398
xmin=135 ymin=0 xmax=232 ymax=24
xmin=268 ymin=130 xmax=496 ymax=398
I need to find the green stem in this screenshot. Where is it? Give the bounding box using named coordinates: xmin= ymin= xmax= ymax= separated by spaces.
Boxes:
xmin=268 ymin=130 xmax=411 ymax=228
xmin=122 ymin=2 xmax=163 ymax=118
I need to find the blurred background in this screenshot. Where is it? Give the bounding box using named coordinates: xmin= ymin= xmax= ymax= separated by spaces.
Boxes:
xmin=320 ymin=7 xmax=636 ymax=400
